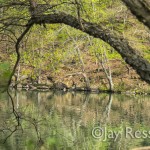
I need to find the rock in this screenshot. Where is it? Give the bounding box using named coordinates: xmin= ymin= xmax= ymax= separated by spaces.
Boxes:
xmin=46 ymin=80 xmax=53 ymax=86
xmin=22 ymin=84 xmax=29 ymax=90
xmin=91 ymin=88 xmax=99 ymax=93
xmin=20 ymin=75 xmax=28 ymax=81
xmin=29 ymin=84 xmax=37 ymax=90
xmin=17 ymin=83 xmax=22 ymax=89
xmin=53 ymin=82 xmax=68 ymax=90
xmin=36 ymin=85 xmax=49 ymax=89
xmin=12 ymin=75 xmax=17 ymax=82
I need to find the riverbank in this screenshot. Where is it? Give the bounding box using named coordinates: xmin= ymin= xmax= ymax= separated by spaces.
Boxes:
xmin=10 ymin=58 xmax=150 ymax=94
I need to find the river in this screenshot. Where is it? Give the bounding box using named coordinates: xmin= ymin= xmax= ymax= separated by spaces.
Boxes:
xmin=0 ymin=90 xmax=150 ymax=150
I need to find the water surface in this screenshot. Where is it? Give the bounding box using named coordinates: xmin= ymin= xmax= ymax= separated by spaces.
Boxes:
xmin=0 ymin=90 xmax=150 ymax=150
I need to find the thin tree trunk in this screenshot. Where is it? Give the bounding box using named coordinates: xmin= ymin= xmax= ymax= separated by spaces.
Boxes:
xmin=66 ymin=29 xmax=90 ymax=88
xmin=96 ymin=52 xmax=113 ymax=91
xmin=76 ymin=47 xmax=85 ymax=72
xmin=37 ymin=31 xmax=43 ymax=84
xmin=17 ymin=63 xmax=20 ymax=83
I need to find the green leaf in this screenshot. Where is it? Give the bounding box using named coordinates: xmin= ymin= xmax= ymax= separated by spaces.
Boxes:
xmin=0 ymin=62 xmax=11 ymax=87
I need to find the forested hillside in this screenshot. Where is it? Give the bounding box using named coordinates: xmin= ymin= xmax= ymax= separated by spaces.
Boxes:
xmin=0 ymin=0 xmax=150 ymax=93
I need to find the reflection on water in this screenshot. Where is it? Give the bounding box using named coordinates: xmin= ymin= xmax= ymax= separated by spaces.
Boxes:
xmin=0 ymin=90 xmax=150 ymax=150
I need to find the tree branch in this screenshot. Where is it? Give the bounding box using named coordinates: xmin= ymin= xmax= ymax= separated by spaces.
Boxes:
xmin=29 ymin=12 xmax=150 ymax=84
xmin=7 ymin=23 xmax=34 ymax=88
xmin=122 ymin=0 xmax=150 ymax=29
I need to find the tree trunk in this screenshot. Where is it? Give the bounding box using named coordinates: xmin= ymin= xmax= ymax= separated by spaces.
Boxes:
xmin=96 ymin=52 xmax=114 ymax=91
xmin=122 ymin=0 xmax=150 ymax=29
xmin=66 ymin=29 xmax=90 ymax=88
xmin=27 ymin=12 xmax=150 ymax=84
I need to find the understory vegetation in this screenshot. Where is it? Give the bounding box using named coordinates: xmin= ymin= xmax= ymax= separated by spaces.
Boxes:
xmin=0 ymin=0 xmax=150 ymax=92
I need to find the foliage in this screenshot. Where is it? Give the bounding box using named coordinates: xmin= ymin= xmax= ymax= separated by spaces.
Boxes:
xmin=0 ymin=0 xmax=150 ymax=89
xmin=0 ymin=62 xmax=11 ymax=87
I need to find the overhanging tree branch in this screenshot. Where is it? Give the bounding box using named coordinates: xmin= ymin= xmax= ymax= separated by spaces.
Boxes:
xmin=1 ymin=1 xmax=150 ymax=85
xmin=122 ymin=0 xmax=150 ymax=29
xmin=28 ymin=12 xmax=150 ymax=84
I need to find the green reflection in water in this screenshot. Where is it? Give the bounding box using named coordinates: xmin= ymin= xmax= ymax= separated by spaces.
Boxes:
xmin=0 ymin=90 xmax=150 ymax=150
